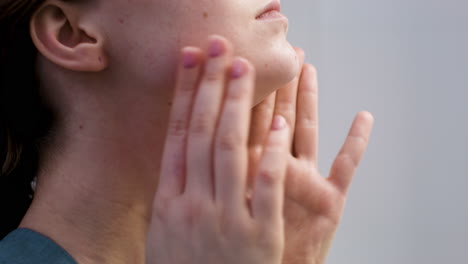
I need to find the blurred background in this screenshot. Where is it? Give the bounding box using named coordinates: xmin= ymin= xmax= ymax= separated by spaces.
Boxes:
xmin=283 ymin=0 xmax=468 ymax=263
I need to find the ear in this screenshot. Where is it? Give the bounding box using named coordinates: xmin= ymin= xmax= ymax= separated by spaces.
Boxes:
xmin=30 ymin=1 xmax=107 ymax=72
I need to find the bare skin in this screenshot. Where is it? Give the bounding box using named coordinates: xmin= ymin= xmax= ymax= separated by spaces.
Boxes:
xmin=18 ymin=0 xmax=373 ymax=262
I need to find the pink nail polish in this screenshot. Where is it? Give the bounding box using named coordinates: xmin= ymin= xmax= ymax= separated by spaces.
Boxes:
xmin=208 ymin=38 xmax=224 ymax=57
xmin=182 ymin=50 xmax=197 ymax=68
xmin=231 ymin=59 xmax=246 ymax=79
xmin=271 ymin=115 xmax=286 ymax=130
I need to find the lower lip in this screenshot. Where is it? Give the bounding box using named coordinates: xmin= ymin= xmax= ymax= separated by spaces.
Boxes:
xmin=256 ymin=10 xmax=287 ymax=20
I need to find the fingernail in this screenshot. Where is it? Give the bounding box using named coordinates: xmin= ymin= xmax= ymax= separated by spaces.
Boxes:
xmin=231 ymin=58 xmax=246 ymax=79
xmin=271 ymin=115 xmax=287 ymax=130
xmin=208 ymin=38 xmax=224 ymax=57
xmin=182 ymin=49 xmax=197 ymax=68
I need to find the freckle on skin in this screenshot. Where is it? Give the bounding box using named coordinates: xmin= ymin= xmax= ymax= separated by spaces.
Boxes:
xmin=264 ymin=63 xmax=269 ymax=69
xmin=203 ymin=12 xmax=208 ymax=18
xmin=79 ymin=125 xmax=83 ymax=130
xmin=118 ymin=18 xmax=125 ymax=24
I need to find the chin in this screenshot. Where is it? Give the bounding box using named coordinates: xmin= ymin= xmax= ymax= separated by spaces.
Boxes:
xmin=250 ymin=41 xmax=299 ymax=106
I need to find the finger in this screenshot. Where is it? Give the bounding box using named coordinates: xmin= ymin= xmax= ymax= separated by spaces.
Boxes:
xmin=247 ymin=92 xmax=276 ymax=188
xmin=252 ymin=115 xmax=289 ymax=225
xmin=294 ymin=64 xmax=319 ymax=164
xmin=273 ymin=48 xmax=305 ymax=149
xmin=248 ymin=92 xmax=276 ymax=150
xmin=157 ymin=47 xmax=203 ymax=199
xmin=328 ymin=111 xmax=375 ymax=194
xmin=214 ymin=58 xmax=255 ymax=212
xmin=185 ymin=36 xmax=233 ymax=198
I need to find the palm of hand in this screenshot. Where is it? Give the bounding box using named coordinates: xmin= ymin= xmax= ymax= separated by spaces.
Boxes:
xmin=248 ymin=49 xmax=374 ymax=264
xmin=248 ymin=149 xmax=344 ymax=264
xmin=282 ymin=159 xmax=342 ymax=264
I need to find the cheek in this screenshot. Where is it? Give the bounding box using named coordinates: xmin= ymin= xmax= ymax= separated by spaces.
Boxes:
xmin=103 ymin=0 xmax=297 ymax=103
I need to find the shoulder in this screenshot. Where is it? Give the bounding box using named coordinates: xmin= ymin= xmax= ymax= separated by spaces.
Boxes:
xmin=0 ymin=228 xmax=77 ymax=264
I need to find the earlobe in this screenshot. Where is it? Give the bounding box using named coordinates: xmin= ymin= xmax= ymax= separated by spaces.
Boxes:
xmin=30 ymin=2 xmax=107 ymax=72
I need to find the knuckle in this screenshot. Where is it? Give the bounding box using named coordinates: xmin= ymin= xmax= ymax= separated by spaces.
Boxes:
xmin=233 ymin=223 xmax=254 ymax=241
xmin=255 ymin=224 xmax=283 ymax=251
xmin=337 ymin=153 xmax=358 ymax=168
xmin=258 ymin=237 xmax=282 ymax=257
xmin=299 ymin=118 xmax=318 ymax=129
xmin=303 ymin=81 xmax=318 ymax=94
xmin=180 ymin=198 xmax=213 ymax=227
xmin=266 ymin=135 xmax=287 ymax=149
xmin=226 ymin=83 xmax=250 ymax=101
xmin=217 ymin=131 xmax=244 ymax=151
xmin=190 ymin=113 xmax=215 ymax=134
xmin=203 ymin=66 xmax=223 ymax=83
xmin=152 ymin=197 xmax=172 ymax=223
xmin=222 ymin=215 xmax=253 ymax=240
xmin=275 ymin=102 xmax=295 ymax=113
xmin=204 ymin=73 xmax=222 ymax=83
xmin=252 ymin=105 xmax=274 ymax=120
xmin=350 ymin=134 xmax=369 ymax=145
xmin=167 ymin=118 xmax=188 ymax=137
xmin=180 ymin=77 xmax=198 ymax=92
xmin=257 ymin=169 xmax=282 ymax=185
xmin=306 ymin=64 xmax=318 ymax=76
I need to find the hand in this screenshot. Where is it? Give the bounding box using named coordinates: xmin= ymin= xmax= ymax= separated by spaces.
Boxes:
xmin=248 ymin=49 xmax=375 ymax=264
xmin=146 ymin=36 xmax=291 ymax=264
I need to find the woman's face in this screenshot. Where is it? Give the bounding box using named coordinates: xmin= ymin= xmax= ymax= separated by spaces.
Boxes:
xmin=97 ymin=0 xmax=299 ymax=104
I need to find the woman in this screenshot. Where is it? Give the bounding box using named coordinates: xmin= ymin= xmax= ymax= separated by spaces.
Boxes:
xmin=0 ymin=0 xmax=374 ymax=263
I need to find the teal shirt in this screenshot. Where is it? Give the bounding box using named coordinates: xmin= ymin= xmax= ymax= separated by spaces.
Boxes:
xmin=0 ymin=229 xmax=77 ymax=264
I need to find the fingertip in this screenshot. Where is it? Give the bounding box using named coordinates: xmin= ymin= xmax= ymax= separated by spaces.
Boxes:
xmin=231 ymin=58 xmax=247 ymax=79
xmin=181 ymin=47 xmax=203 ymax=68
xmin=294 ymin=47 xmax=305 ymax=58
xmin=294 ymin=48 xmax=305 ymax=66
xmin=304 ymin=64 xmax=317 ymax=76
xmin=206 ymin=35 xmax=233 ymax=57
xmin=181 ymin=46 xmax=202 ymax=53
xmin=240 ymin=56 xmax=255 ymax=72
xmin=207 ymin=34 xmax=228 ymax=45
xmin=246 ymin=60 xmax=256 ymax=78
xmin=231 ymin=57 xmax=255 ymax=78
xmin=298 ymin=64 xmax=318 ymax=96
xmin=292 ymin=46 xmax=302 ymax=52
xmin=231 ymin=57 xmax=251 ymax=79
xmin=358 ymin=111 xmax=375 ymax=125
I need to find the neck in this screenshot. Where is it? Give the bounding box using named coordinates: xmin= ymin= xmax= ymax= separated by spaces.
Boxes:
xmin=20 ymin=99 xmax=171 ymax=264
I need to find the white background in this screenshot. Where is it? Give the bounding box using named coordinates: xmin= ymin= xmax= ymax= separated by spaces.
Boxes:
xmin=283 ymin=0 xmax=468 ymax=263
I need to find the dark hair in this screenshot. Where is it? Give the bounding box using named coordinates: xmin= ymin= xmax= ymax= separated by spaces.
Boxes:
xmin=0 ymin=0 xmax=55 ymax=239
